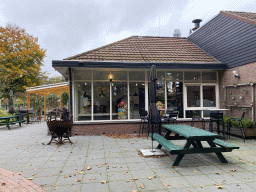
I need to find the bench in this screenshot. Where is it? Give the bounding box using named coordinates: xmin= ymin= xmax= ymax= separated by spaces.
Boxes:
xmin=0 ymin=115 xmax=26 ymax=130
xmin=151 ymin=133 xmax=182 ymax=154
xmin=213 ymin=139 xmax=239 ymax=152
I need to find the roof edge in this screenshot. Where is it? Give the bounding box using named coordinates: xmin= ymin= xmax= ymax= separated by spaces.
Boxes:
xmin=220 ymin=11 xmax=256 ymax=26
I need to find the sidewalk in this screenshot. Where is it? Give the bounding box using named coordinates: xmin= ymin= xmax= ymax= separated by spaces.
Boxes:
xmin=0 ymin=123 xmax=256 ymax=191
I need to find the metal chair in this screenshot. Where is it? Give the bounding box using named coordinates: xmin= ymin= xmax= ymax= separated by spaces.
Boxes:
xmin=163 ymin=110 xmax=178 ymax=124
xmin=138 ymin=109 xmax=148 ymax=136
xmin=228 ymin=112 xmax=246 ymax=142
xmin=209 ymin=111 xmax=225 ymax=139
xmin=188 ymin=111 xmax=205 ymax=130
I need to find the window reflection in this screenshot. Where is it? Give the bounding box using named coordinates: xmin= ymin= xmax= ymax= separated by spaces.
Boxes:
xmin=112 ymin=83 xmax=128 ymax=120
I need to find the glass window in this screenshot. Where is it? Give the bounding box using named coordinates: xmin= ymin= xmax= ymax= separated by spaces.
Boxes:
xmin=93 ymin=71 xmax=109 ymax=81
xmin=156 ymin=81 xmax=165 ymax=116
xmin=166 ymin=71 xmax=183 ymax=81
xmin=93 ymin=82 xmax=110 ymax=120
xmin=147 ymin=71 xmax=165 ymax=81
xmin=75 ymin=82 xmax=92 ymax=121
xmin=112 ymin=71 xmax=127 ymax=81
xmin=187 ymin=86 xmax=200 ymax=107
xmin=129 ymin=71 xmax=145 ymax=81
xmin=74 ymin=70 xmax=92 ymax=80
xmin=184 ymin=72 xmax=200 ymax=83
xmin=202 ymin=72 xmax=217 ymax=83
xmin=112 ymin=82 xmax=128 ymax=120
xmin=203 ymin=86 xmax=216 ymax=107
xmin=166 ymin=81 xmax=183 ymax=118
xmin=186 ymin=110 xmax=201 ymax=118
xmin=130 ymin=83 xmax=145 ymax=119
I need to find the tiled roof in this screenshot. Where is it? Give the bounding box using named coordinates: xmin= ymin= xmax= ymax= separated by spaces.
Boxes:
xmin=64 ymin=36 xmax=220 ymax=64
xmin=221 ymin=11 xmax=256 ymax=26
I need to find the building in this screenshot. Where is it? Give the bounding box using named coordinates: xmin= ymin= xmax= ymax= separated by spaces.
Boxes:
xmin=52 ymin=11 xmax=256 ymax=135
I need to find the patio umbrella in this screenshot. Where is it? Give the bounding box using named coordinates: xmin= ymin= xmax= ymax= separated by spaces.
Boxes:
xmin=148 ymin=65 xmax=161 ymax=151
xmin=8 ymin=90 xmax=16 ymax=114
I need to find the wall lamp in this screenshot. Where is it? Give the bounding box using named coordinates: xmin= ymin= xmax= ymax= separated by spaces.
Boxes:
xmin=108 ymin=71 xmax=114 ymax=82
xmin=233 ymin=71 xmax=240 ymax=78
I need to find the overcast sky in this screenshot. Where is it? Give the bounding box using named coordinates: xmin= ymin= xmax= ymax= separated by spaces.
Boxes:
xmin=1 ymin=0 xmax=255 ymax=77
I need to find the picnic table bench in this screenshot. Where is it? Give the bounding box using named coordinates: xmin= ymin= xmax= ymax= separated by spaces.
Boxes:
xmin=152 ymin=124 xmax=239 ymax=166
xmin=0 ymin=115 xmax=26 ymax=130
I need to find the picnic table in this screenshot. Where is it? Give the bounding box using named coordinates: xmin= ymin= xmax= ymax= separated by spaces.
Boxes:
xmin=152 ymin=124 xmax=239 ymax=166
xmin=0 ymin=115 xmax=25 ymax=130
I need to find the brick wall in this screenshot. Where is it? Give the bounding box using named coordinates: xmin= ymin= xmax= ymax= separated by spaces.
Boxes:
xmin=71 ymin=121 xmax=207 ymax=136
xmin=218 ymin=61 xmax=256 ymax=120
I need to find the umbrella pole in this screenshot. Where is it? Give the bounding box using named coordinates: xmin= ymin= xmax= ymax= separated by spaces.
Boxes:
xmin=151 ymin=123 xmax=155 ymax=152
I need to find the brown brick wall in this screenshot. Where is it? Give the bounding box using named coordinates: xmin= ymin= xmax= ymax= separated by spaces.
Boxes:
xmin=71 ymin=121 xmax=207 ymax=136
xmin=218 ymin=61 xmax=256 ymax=120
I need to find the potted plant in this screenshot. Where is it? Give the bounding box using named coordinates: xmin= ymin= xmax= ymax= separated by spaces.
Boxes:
xmin=242 ymin=108 xmax=246 ymax=112
xmin=233 ymin=100 xmax=238 ymax=105
xmin=249 ymin=81 xmax=253 ymax=86
xmin=233 ymin=82 xmax=237 ymax=87
xmin=227 ymin=105 xmax=231 ymax=109
xmin=82 ymin=106 xmax=90 ymax=114
xmin=230 ymin=95 xmax=235 ymax=100
xmin=238 ymin=94 xmax=243 ymax=100
xmin=242 ymin=88 xmax=247 ymax=93
xmin=250 ymin=101 xmax=253 ymax=107
xmin=227 ymin=89 xmax=231 ymax=94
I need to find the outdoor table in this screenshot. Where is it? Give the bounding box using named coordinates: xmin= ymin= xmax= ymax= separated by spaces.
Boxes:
xmin=0 ymin=116 xmax=19 ymax=130
xmin=156 ymin=124 xmax=239 ymax=166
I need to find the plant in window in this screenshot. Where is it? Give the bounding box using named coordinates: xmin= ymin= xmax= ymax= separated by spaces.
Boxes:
xmin=227 ymin=89 xmax=231 ymax=94
xmin=233 ymin=82 xmax=237 ymax=87
xmin=230 ymin=95 xmax=235 ymax=100
xmin=233 ymin=100 xmax=237 ymax=105
xmin=242 ymin=108 xmax=246 ymax=112
xmin=249 ymin=81 xmax=253 ymax=86
xmin=227 ymin=105 xmax=231 ymax=109
xmin=238 ymin=94 xmax=243 ymax=100
xmin=242 ymin=88 xmax=246 ymax=93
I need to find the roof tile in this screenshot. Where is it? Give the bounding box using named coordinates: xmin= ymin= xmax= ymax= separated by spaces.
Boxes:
xmin=64 ymin=36 xmax=219 ymax=63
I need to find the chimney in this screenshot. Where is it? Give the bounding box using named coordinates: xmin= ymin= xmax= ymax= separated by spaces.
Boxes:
xmin=173 ymin=29 xmax=181 ymax=37
xmin=192 ymin=19 xmax=202 ymax=31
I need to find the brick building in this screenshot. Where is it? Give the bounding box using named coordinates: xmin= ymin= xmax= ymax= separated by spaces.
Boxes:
xmin=52 ymin=11 xmax=256 ymax=135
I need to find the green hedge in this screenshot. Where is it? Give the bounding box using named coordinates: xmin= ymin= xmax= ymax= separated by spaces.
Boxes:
xmin=222 ymin=115 xmax=255 ymax=128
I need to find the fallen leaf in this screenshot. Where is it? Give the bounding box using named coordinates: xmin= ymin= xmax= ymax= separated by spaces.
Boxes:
xmin=27 ymin=178 xmax=33 ymax=180
xmin=148 ymin=177 xmax=153 ymax=180
xmin=180 ymin=183 xmax=183 ymax=185
xmin=163 ymin=183 xmax=170 ymax=186
xmin=216 ymin=185 xmax=223 ymax=189
xmin=17 ymin=171 xmax=23 ymax=175
xmin=127 ymin=179 xmax=130 ymax=182
xmin=101 ymin=180 xmax=107 ymax=184
xmin=87 ymin=166 xmax=92 ymax=170
xmin=215 ymin=172 xmax=222 ymax=175
xmin=1 ymin=183 xmax=6 ymax=186
xmin=192 ymin=171 xmax=197 ymax=172
xmin=64 ymin=175 xmax=67 ymax=178
xmin=54 ymin=187 xmax=58 ymax=190
xmin=124 ymin=149 xmax=128 ymax=151
xmin=140 ymin=183 xmax=145 ymax=189
xmin=75 ymin=179 xmax=82 ymax=182
xmin=230 ymin=168 xmax=237 ymax=172
xmin=199 ymin=185 xmax=204 ymax=188
xmin=131 ymin=190 xmax=137 ymax=192
xmin=112 ymin=166 xmax=116 ymax=168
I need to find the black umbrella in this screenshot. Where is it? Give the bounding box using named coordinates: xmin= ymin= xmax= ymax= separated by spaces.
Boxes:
xmin=8 ymin=90 xmax=16 ymax=114
xmin=148 ymin=65 xmax=161 ymax=151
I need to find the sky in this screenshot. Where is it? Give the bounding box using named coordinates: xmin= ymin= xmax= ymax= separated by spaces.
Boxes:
xmin=1 ymin=0 xmax=256 ymax=77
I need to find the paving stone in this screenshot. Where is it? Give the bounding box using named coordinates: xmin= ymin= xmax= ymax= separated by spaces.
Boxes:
xmin=108 ymin=180 xmax=137 ymax=192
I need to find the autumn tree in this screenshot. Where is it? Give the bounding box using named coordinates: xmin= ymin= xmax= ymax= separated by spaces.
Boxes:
xmin=0 ymin=24 xmax=47 ymax=98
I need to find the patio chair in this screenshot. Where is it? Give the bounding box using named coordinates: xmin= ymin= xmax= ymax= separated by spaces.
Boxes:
xmin=209 ymin=111 xmax=226 ymax=139
xmin=163 ymin=110 xmax=178 ymax=124
xmin=138 ymin=109 xmax=148 ymax=137
xmin=228 ymin=112 xmax=246 ymax=142
xmin=188 ymin=111 xmax=205 ymax=130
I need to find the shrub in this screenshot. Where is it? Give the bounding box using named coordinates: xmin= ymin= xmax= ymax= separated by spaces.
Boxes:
xmin=0 ymin=110 xmax=11 ymax=117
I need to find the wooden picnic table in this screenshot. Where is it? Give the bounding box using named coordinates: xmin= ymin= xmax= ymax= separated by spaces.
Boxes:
xmin=153 ymin=124 xmax=239 ymax=166
xmin=0 ymin=116 xmax=19 ymax=130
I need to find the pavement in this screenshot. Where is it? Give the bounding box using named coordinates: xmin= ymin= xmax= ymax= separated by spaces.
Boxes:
xmin=0 ymin=123 xmax=256 ymax=192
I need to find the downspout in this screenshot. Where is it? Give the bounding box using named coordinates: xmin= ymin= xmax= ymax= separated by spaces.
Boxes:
xmin=69 ymin=67 xmax=73 ymax=136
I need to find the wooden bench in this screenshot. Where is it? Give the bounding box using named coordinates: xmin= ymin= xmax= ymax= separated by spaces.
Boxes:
xmin=213 ymin=139 xmax=239 ymax=152
xmin=151 ymin=133 xmax=182 ymax=154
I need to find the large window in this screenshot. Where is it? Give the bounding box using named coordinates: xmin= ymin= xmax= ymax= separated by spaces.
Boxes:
xmin=93 ymin=82 xmax=110 ymax=120
xmin=73 ymin=69 xmax=218 ymax=121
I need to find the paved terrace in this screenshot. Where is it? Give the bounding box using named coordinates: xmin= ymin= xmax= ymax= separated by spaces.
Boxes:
xmin=0 ymin=123 xmax=256 ymax=192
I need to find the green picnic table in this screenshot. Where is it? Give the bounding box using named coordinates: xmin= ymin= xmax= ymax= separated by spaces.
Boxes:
xmin=152 ymin=124 xmax=239 ymax=166
xmin=0 ymin=115 xmax=25 ymax=130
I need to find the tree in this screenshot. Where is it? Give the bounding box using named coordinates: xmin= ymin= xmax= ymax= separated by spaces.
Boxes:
xmin=44 ymin=75 xmax=66 ymax=85
xmin=61 ymin=92 xmax=69 ymax=106
xmin=0 ymin=24 xmax=47 ymax=98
